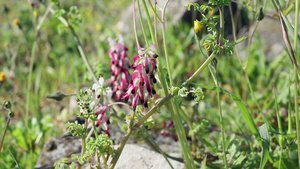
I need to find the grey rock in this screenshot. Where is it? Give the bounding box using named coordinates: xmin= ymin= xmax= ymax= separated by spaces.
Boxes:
xmin=113 ymin=144 xmax=184 ymax=169
xmin=35 ymin=137 xmax=82 ymax=169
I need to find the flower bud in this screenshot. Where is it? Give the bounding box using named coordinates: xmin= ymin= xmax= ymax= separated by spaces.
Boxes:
xmin=194 ymin=19 xmax=203 ymax=40
xmin=9 ymin=111 xmax=15 ymax=118
xmin=256 ymin=7 xmax=264 ymax=21
xmin=0 ymin=72 xmax=6 ymax=82
xmin=3 ymin=100 xmax=11 ymax=110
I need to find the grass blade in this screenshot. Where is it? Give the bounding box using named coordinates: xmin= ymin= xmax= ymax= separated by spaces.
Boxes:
xmin=259 ymin=123 xmax=270 ymax=169
xmin=199 ymin=85 xmax=261 ymax=144
xmin=8 ymin=147 xmax=22 ymax=169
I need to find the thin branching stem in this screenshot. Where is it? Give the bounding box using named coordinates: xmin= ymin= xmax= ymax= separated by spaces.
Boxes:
xmin=162 ymin=0 xmax=173 ymax=86
xmin=0 ymin=118 xmax=10 ymax=152
xmin=133 ymin=0 xmax=140 ymax=47
xmin=294 ymin=0 xmax=299 ymax=165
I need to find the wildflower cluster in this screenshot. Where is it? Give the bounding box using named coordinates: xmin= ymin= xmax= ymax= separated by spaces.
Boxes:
xmin=160 ymin=121 xmax=178 ymax=141
xmin=123 ymin=45 xmax=158 ymax=110
xmin=108 ymin=35 xmax=130 ymax=101
xmin=76 ymin=77 xmax=112 ymax=133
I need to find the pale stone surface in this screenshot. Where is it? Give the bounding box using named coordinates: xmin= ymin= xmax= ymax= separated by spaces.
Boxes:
xmin=114 ymin=144 xmax=185 ymax=169
xmin=35 ymin=137 xmax=184 ymax=169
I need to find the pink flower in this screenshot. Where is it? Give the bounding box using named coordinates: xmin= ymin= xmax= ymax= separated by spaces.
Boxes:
xmin=160 ymin=121 xmax=178 ymax=141
xmin=123 ymin=45 xmax=158 ymax=110
xmin=108 ymin=35 xmax=130 ymax=101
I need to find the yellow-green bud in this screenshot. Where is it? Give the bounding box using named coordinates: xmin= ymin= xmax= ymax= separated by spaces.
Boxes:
xmin=0 ymin=72 xmax=6 ymax=82
xmin=194 ymin=19 xmax=203 ymax=40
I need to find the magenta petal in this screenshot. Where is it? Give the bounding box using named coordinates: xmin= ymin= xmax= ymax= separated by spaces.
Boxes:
xmin=132 ymin=93 xmax=139 ymax=110
xmin=145 ymin=56 xmax=149 ymax=74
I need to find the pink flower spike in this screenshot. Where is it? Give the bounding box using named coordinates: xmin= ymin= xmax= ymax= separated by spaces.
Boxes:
xmin=132 ymin=93 xmax=139 ymax=110
xmin=145 ymin=56 xmax=150 ymax=74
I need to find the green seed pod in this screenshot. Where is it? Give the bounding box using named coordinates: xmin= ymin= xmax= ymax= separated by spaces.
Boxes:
xmin=256 ymin=7 xmax=264 ymax=21
xmin=3 ymin=100 xmax=11 ymax=110
xmin=9 ymin=111 xmax=15 ymax=118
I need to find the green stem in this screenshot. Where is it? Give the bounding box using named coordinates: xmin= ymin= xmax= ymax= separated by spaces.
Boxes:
xmin=217 ymin=84 xmax=228 ymax=169
xmin=274 ymin=87 xmax=284 ymax=148
xmin=110 ymin=51 xmax=217 ymax=168
xmin=92 ymin=122 xmax=99 ymax=138
xmin=219 ymin=6 xmax=225 ymax=46
xmin=245 ymin=72 xmax=268 ymax=123
xmin=169 ymin=101 xmax=195 ymax=169
xmin=162 ymin=0 xmax=173 ymax=86
xmin=141 ymin=0 xmax=156 ymax=45
xmin=137 ymin=0 xmax=148 ymax=47
xmin=142 ymin=127 xmax=174 ymax=169
xmin=147 ymin=0 xmax=162 ymax=23
xmin=210 ymin=65 xmax=228 ymax=169
xmin=216 ymin=6 xmax=228 ymax=168
xmin=133 ymin=0 xmax=140 ymax=47
xmin=109 ymin=130 xmax=132 ymax=169
xmin=229 ymin=4 xmax=242 ymax=65
xmin=294 ymin=64 xmax=300 ymax=168
xmin=47 ymin=6 xmax=98 ymax=84
xmin=288 ymin=76 xmax=293 ymax=136
xmin=183 ymin=52 xmax=216 ymax=86
xmin=81 ymin=118 xmax=88 ymax=156
xmin=0 ymin=118 xmax=10 ymax=152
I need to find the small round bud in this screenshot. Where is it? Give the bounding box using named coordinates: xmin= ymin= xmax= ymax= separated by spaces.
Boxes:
xmin=13 ymin=19 xmax=20 ymax=27
xmin=194 ymin=19 xmax=203 ymax=41
xmin=0 ymin=72 xmax=6 ymax=82
xmin=33 ymin=10 xmax=39 ymax=18
xmin=9 ymin=111 xmax=15 ymax=118
xmin=3 ymin=100 xmax=11 ymax=110
xmin=256 ymin=7 xmax=264 ymax=21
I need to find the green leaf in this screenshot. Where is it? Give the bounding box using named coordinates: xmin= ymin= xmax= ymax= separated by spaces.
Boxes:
xmin=46 ymin=91 xmax=76 ymax=101
xmin=198 ymin=85 xmax=261 ymax=143
xmin=278 ymin=12 xmax=299 ymax=66
xmin=8 ymin=147 xmax=22 ymax=169
xmin=259 ymin=123 xmax=270 ymax=169
xmin=201 ymin=155 xmax=207 ymax=169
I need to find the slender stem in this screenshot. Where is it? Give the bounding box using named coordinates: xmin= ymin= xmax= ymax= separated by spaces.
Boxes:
xmin=215 ymin=6 xmax=228 ymax=168
xmin=229 ymin=4 xmax=242 ymax=65
xmin=69 ymin=26 xmax=98 ymax=83
xmin=137 ymin=0 xmax=149 ymax=47
xmin=141 ymin=0 xmax=156 ymax=46
xmin=288 ymin=76 xmax=293 ymax=135
xmin=0 ymin=118 xmax=10 ymax=152
xmin=294 ymin=64 xmax=300 ymax=168
xmin=109 ymin=130 xmax=132 ymax=169
xmin=47 ymin=6 xmax=98 ymax=84
xmin=245 ymin=73 xmax=268 ymax=123
xmin=147 ymin=0 xmax=162 ymax=23
xmin=217 ymin=83 xmax=228 ymax=169
xmin=219 ymin=6 xmax=225 ymax=46
xmin=162 ymin=0 xmax=173 ymax=86
xmin=169 ymin=101 xmax=195 ymax=169
xmin=108 ymin=102 xmax=132 ymax=107
xmin=182 ymin=52 xmax=215 ymax=86
xmin=210 ymin=63 xmax=228 ymax=169
xmin=110 ymin=51 xmax=217 ymax=168
xmin=153 ymin=0 xmax=158 ymax=45
xmin=92 ymin=122 xmax=99 ymax=138
xmin=81 ymin=118 xmax=88 ymax=157
xmin=274 ymin=87 xmax=284 ymax=148
xmin=133 ymin=0 xmax=140 ymax=47
xmin=142 ymin=127 xmax=174 ymax=169
xmin=245 ymin=21 xmax=259 ymax=68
